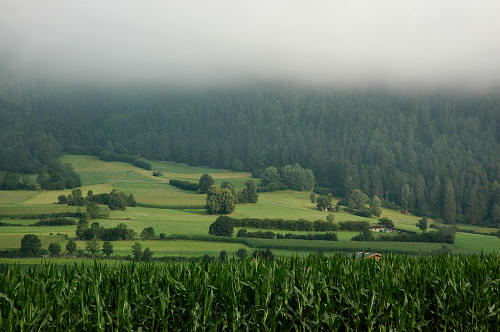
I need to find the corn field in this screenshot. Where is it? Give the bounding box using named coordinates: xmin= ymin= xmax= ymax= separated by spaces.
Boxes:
xmin=0 ymin=255 xmax=499 ymax=331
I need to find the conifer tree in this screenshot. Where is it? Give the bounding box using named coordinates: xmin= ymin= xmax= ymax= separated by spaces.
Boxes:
xmin=443 ymin=181 xmax=456 ymax=224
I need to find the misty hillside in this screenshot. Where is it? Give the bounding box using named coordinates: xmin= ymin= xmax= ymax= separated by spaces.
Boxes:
xmin=1 ymin=84 xmax=499 ymax=226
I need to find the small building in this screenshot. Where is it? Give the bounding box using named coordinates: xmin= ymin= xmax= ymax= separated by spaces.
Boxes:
xmin=354 ymin=252 xmax=381 ymax=261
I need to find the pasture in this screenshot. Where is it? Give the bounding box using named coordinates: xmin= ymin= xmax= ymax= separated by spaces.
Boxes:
xmin=0 ymin=154 xmax=498 ymax=260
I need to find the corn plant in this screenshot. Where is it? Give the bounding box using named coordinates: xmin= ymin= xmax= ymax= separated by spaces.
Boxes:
xmin=0 ymin=254 xmax=498 ymax=331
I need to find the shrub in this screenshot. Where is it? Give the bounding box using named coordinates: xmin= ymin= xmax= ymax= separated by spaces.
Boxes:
xmin=316 ymin=195 xmax=332 ymax=210
xmin=276 ymin=232 xmax=338 ymax=241
xmin=48 ymin=242 xmax=61 ymax=256
xmin=416 ymin=218 xmax=428 ymax=232
xmin=87 ymin=190 xmax=136 ymax=211
xmin=351 ymin=229 xmax=375 ymax=241
xmin=87 ymin=204 xmax=110 ymax=219
xmin=378 ymin=217 xmax=394 ymax=229
xmin=37 ymin=160 xmax=81 ymax=190
xmin=378 ymin=226 xmax=456 ymax=244
xmin=132 ymin=242 xmax=143 ymax=261
xmin=169 ymin=179 xmax=199 ymax=191
xmin=86 ymin=239 xmax=100 ymax=256
xmin=141 ymin=227 xmax=155 ymax=240
xmin=20 ymin=234 xmax=42 ymax=256
xmin=66 ymin=239 xmax=77 ymax=255
xmin=235 ymin=248 xmax=247 ymax=259
xmin=211 ymin=216 xmax=338 ymax=232
xmin=353 ymin=208 xmax=373 ymax=218
xmin=102 ymin=241 xmax=113 ymax=256
xmin=76 ymin=221 xmax=135 ymax=241
xmin=208 ymin=216 xmax=234 ymax=237
xmin=237 ymin=229 xmax=275 ymax=239
xmin=252 ymin=249 xmax=274 ymax=260
xmin=33 ymin=218 xmax=76 ymax=226
xmin=132 ymin=159 xmax=152 ymax=170
xmin=198 ymin=174 xmax=214 ymax=194
xmin=99 ymin=151 xmax=151 ymax=170
xmin=339 ymin=220 xmax=370 ymax=231
xmin=142 ymin=248 xmax=153 ymax=261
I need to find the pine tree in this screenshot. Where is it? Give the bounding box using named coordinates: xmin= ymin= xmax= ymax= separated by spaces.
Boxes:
xmin=443 ymin=181 xmax=456 ymax=224
xmin=400 ymin=184 xmax=411 ymax=210
xmin=429 ymin=176 xmax=442 ymax=216
xmin=414 ymin=174 xmax=427 ymax=216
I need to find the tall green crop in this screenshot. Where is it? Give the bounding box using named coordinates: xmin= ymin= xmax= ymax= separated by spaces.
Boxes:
xmin=0 ymin=255 xmax=498 ymax=331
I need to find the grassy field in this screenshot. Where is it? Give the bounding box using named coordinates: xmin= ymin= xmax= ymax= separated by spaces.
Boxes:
xmin=0 ymin=154 xmax=498 ymax=259
xmin=73 ymin=239 xmax=250 ymax=257
xmin=0 ymin=191 xmax=38 ymax=204
xmin=0 ymin=204 xmax=78 ymax=216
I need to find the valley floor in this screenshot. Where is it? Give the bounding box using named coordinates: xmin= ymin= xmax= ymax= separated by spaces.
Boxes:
xmin=1 ymin=155 xmax=498 ymax=263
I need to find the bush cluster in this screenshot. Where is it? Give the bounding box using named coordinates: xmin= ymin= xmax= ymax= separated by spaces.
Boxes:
xmin=208 ymin=216 xmax=234 ymax=236
xmin=276 ymin=232 xmax=338 ymax=241
xmin=99 ymin=151 xmax=152 ymax=170
xmin=76 ymin=221 xmax=136 ymax=241
xmin=37 ymin=160 xmax=81 ymax=190
xmin=87 ymin=190 xmax=137 ymax=210
xmin=228 ymin=217 xmax=338 ymax=232
xmin=0 ymin=172 xmax=37 ymax=190
xmin=33 ymin=218 xmax=76 ymax=226
xmin=351 ymin=229 xmax=375 ymax=241
xmin=169 ymin=179 xmax=199 ymax=191
xmin=378 ymin=227 xmax=456 ymax=244
xmin=237 ymin=229 xmax=275 ymax=239
xmin=59 ymin=189 xmax=136 ymax=211
xmin=339 ymin=220 xmax=370 ymax=231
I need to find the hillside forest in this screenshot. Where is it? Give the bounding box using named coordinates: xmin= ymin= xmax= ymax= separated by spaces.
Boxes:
xmin=1 ymin=81 xmax=499 ymax=226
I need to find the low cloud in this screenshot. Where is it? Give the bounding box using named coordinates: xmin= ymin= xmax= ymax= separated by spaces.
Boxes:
xmin=1 ymin=0 xmax=500 ymax=90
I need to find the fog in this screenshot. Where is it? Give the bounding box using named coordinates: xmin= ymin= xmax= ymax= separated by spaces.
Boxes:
xmin=1 ymin=0 xmax=500 ymax=90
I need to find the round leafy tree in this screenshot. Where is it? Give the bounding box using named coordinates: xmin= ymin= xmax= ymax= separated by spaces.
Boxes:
xmin=48 ymin=242 xmax=61 ymax=256
xmin=208 ymin=216 xmax=234 ymax=237
xmin=66 ymin=239 xmax=77 ymax=255
xmin=20 ymin=234 xmax=42 ymax=256
xmin=199 ymin=174 xmax=214 ymax=194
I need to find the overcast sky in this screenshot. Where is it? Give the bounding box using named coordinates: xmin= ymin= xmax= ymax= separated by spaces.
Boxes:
xmin=1 ymin=0 xmax=500 ymax=89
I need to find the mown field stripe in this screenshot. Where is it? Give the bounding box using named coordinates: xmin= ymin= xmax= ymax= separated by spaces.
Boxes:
xmin=136 ymin=203 xmax=205 ymax=210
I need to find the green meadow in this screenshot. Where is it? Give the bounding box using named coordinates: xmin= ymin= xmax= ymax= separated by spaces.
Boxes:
xmin=0 ymin=154 xmax=498 ymax=263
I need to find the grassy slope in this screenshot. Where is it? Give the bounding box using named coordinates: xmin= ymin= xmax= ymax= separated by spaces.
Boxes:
xmin=0 ymin=154 xmax=498 ymax=259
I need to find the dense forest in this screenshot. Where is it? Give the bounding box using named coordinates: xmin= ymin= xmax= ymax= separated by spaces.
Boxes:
xmin=1 ymin=76 xmax=499 ymax=226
